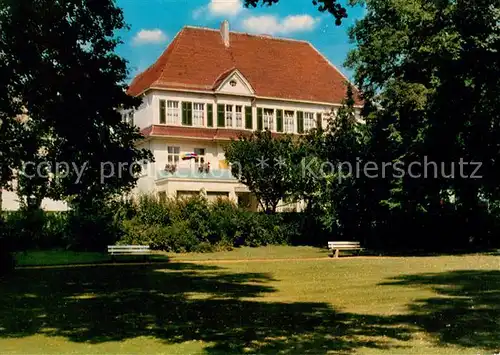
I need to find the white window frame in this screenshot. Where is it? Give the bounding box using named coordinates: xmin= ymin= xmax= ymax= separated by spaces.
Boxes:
xmin=167 ymin=146 xmax=180 ymax=165
xmin=194 ymin=148 xmax=206 ymax=164
xmin=225 ymin=105 xmax=233 ymax=127
xmin=304 ymin=112 xmax=316 ymax=131
xmin=284 ymin=111 xmax=294 ymax=133
xmin=235 ymin=105 xmax=243 ymax=128
xmin=193 ymin=103 xmax=205 ymax=127
xmin=263 ymin=108 xmax=274 ymax=131
xmin=167 ymin=101 xmax=179 ymax=125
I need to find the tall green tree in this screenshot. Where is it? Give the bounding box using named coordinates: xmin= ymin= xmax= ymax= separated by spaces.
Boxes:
xmin=301 ymin=86 xmax=366 ymax=236
xmin=225 ymin=130 xmax=298 ymax=213
xmin=244 ymin=0 xmax=349 ymax=25
xmin=346 ymin=0 xmax=500 ymax=247
xmin=0 ymin=0 xmax=152 ymax=210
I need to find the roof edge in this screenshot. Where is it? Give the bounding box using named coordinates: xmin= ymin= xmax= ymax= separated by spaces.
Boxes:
xmin=307 ymin=42 xmax=364 ymax=104
xmin=183 ymin=25 xmax=311 ymax=44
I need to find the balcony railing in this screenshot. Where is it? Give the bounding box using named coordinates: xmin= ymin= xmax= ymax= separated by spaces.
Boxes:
xmin=164 ymin=163 xmax=177 ymax=174
xmin=197 ymin=162 xmax=210 ymax=174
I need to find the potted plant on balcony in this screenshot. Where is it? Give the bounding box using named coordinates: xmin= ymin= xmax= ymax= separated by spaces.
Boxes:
xmin=198 ymin=162 xmax=210 ymax=174
xmin=164 ymin=163 xmax=177 ymax=174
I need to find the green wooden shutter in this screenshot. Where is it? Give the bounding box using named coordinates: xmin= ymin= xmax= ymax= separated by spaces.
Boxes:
xmin=316 ymin=113 xmax=322 ymax=130
xmin=159 ymin=100 xmax=166 ymax=124
xmin=217 ymin=104 xmax=225 ymax=127
xmin=297 ymin=111 xmax=304 ymax=133
xmin=207 ymin=104 xmax=213 ymax=127
xmin=276 ymin=109 xmax=283 ymax=132
xmin=186 ymin=102 xmax=192 ymax=126
xmin=181 ymin=102 xmax=187 ymax=125
xmin=257 ymin=108 xmax=263 ymax=131
xmin=245 ymin=106 xmax=252 ymax=129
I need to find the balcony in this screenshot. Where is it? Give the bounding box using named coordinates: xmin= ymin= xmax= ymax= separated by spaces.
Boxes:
xmin=158 ymin=166 xmax=236 ymax=181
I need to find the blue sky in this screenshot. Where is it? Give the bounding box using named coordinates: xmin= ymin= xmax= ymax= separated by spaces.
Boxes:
xmin=115 ymin=0 xmax=366 ymax=81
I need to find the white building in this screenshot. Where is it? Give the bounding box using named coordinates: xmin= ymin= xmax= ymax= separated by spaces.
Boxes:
xmin=128 ymin=21 xmax=362 ymax=209
xmin=1 ymin=21 xmax=360 ymax=211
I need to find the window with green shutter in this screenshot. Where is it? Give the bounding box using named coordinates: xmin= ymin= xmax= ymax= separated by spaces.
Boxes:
xmin=257 ymin=108 xmax=263 ymax=131
xmin=217 ymin=104 xmax=225 ymax=127
xmin=297 ymin=111 xmax=304 ymax=133
xmin=276 ymin=109 xmax=283 ymax=132
xmin=316 ymin=113 xmax=322 ymax=130
xmin=159 ymin=100 xmax=166 ymax=124
xmin=207 ymin=104 xmax=213 ymax=127
xmin=187 ymin=102 xmax=193 ymax=126
xmin=182 ymin=102 xmax=193 ymax=126
xmin=245 ymin=106 xmax=252 ymax=129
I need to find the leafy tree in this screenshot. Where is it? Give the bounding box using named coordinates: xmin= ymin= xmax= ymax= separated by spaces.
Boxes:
xmin=346 ymin=0 xmax=500 ymax=248
xmin=0 ymin=0 xmax=153 ymax=211
xmin=244 ymin=0 xmax=348 ymax=25
xmin=301 ymin=85 xmax=366 ymax=236
xmin=225 ymin=130 xmax=298 ymax=213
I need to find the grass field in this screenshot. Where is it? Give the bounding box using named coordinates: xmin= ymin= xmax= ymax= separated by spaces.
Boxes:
xmin=2 ymin=248 xmax=500 ymax=354
xmin=14 ymin=246 xmax=326 ymax=266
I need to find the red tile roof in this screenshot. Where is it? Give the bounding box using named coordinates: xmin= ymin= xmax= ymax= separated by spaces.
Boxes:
xmin=128 ymin=26 xmax=361 ymax=105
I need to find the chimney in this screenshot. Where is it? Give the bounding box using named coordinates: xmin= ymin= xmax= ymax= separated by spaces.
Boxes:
xmin=220 ymin=20 xmax=230 ymax=47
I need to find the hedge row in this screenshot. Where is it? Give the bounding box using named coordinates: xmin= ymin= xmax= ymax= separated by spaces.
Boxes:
xmin=1 ymin=195 xmax=325 ymax=253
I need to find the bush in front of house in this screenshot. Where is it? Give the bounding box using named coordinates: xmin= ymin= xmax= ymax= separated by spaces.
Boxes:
xmin=0 ymin=218 xmax=15 ymax=276
xmin=117 ymin=195 xmax=300 ymax=252
xmin=1 ymin=194 xmax=315 ymax=253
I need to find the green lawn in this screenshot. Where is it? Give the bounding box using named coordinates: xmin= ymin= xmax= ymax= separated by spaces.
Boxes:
xmin=2 ymin=249 xmax=500 ymax=354
xmin=15 ymin=246 xmax=326 ymax=266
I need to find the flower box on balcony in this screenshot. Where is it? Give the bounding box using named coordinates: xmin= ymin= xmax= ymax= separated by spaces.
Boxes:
xmin=198 ymin=163 xmax=210 ymax=174
xmin=164 ymin=163 xmax=177 ymax=174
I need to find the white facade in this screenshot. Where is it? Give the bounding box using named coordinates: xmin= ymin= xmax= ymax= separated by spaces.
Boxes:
xmin=1 ymin=189 xmax=68 ymax=211
xmin=132 ymin=82 xmax=342 ymax=210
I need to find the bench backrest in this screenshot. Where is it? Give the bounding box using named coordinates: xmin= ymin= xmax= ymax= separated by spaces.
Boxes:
xmin=107 ymin=245 xmax=151 ymax=254
xmin=328 ymin=241 xmax=361 ymax=249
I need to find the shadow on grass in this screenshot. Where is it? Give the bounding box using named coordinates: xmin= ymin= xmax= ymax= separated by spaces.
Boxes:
xmin=381 ymin=270 xmax=500 ymax=350
xmin=0 ymin=262 xmax=414 ymax=354
xmin=2 ymin=262 xmax=499 ymax=353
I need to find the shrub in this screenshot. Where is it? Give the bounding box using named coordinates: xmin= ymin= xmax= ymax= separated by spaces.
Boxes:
xmin=0 ymin=219 xmax=15 ymax=276
xmin=66 ymin=201 xmax=122 ymax=251
xmin=116 ymin=195 xmax=303 ymax=252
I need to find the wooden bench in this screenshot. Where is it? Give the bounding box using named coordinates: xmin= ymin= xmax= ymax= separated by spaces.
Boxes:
xmin=107 ymin=245 xmax=151 ymax=261
xmin=328 ymin=241 xmax=363 ymax=258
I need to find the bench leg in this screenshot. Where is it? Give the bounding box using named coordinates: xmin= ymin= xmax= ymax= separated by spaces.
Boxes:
xmin=334 ymin=249 xmax=339 ymax=258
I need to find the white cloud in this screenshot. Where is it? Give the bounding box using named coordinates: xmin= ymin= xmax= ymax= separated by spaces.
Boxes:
xmin=132 ymin=29 xmax=168 ymax=46
xmin=193 ymin=0 xmax=243 ymax=19
xmin=209 ymin=0 xmax=243 ymax=16
xmin=241 ymin=15 xmax=318 ymax=35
